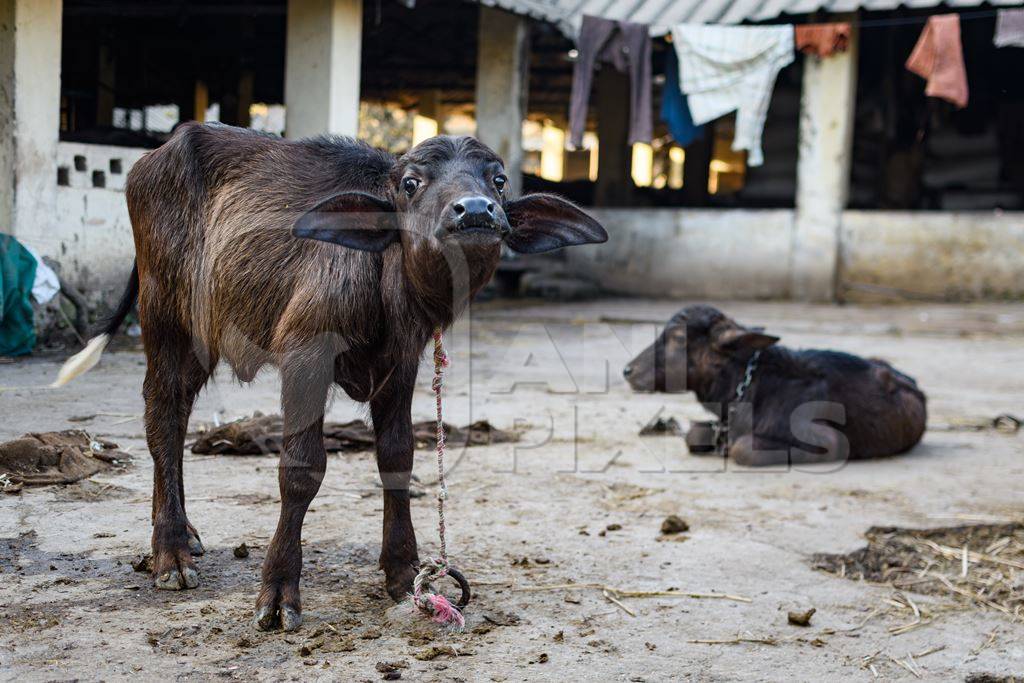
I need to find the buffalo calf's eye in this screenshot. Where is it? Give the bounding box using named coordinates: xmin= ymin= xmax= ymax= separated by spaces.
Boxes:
xmin=494 ymin=175 xmax=507 ymax=192
xmin=403 ymin=177 xmax=420 ymax=196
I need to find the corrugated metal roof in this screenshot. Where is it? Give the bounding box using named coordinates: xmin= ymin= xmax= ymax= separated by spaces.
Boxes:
xmin=478 ymin=0 xmax=1024 ymax=37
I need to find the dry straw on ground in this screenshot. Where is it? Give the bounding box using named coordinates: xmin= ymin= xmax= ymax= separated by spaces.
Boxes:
xmin=813 ymin=523 xmax=1024 ymax=621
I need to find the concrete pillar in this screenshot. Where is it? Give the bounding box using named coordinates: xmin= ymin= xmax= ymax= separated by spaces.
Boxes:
xmin=285 ymin=0 xmax=362 ymax=139
xmin=96 ymin=44 xmax=115 ymax=127
xmin=413 ymin=89 xmax=442 ymax=145
xmin=418 ymin=89 xmax=442 ymax=122
xmin=595 ymin=69 xmax=632 ymax=207
xmin=194 ymin=81 xmax=209 ymax=123
xmin=682 ymin=122 xmax=713 ymax=205
xmin=0 ymin=0 xmax=62 ymax=254
xmin=237 ymin=69 xmax=254 ymax=128
xmin=792 ymin=24 xmax=858 ymax=301
xmin=219 ymin=89 xmax=239 ymax=126
xmin=474 ymin=6 xmax=528 ymax=197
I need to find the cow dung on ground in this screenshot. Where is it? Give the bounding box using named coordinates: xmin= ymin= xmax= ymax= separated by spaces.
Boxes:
xmin=638 ymin=416 xmax=684 ymax=437
xmin=189 ymin=412 xmax=518 ymax=456
xmin=0 ymin=429 xmax=131 ymax=491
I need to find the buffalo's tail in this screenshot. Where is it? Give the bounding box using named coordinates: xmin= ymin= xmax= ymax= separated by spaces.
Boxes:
xmin=52 ymin=261 xmax=138 ymax=387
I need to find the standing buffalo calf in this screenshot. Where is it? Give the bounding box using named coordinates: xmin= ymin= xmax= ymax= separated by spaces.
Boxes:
xmin=57 ymin=124 xmax=606 ymax=630
xmin=623 ymin=305 xmax=926 ymax=466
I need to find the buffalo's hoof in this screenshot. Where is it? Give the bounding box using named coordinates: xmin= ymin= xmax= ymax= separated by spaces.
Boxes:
xmin=154 ymin=565 xmax=199 ymax=590
xmin=254 ymin=603 xmax=302 ymax=632
xmin=151 ymin=546 xmax=200 ymax=590
xmin=384 ymin=563 xmax=419 ymax=603
xmin=186 ymin=529 xmax=205 ymax=556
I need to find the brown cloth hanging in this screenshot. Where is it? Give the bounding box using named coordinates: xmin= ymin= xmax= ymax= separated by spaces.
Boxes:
xmin=794 ymin=23 xmax=851 ymax=57
xmin=568 ymin=15 xmax=653 ymax=148
xmin=905 ymin=14 xmax=969 ymax=109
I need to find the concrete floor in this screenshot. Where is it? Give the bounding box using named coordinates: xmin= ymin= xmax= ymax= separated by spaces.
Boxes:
xmin=1 ymin=299 xmax=1022 ymax=681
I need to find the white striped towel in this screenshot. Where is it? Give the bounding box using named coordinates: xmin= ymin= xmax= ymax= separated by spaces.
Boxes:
xmin=671 ymin=25 xmax=794 ymax=166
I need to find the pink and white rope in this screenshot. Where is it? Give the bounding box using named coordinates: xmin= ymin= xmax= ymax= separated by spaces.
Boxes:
xmin=410 ymin=328 xmax=464 ymax=629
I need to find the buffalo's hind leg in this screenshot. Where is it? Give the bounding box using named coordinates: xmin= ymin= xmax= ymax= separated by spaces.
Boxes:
xmin=254 ymin=350 xmax=332 ymax=632
xmin=143 ymin=331 xmax=210 ymax=591
xmin=370 ymin=360 xmax=419 ymax=602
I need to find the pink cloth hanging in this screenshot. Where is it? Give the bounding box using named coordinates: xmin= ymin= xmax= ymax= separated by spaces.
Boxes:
xmin=905 ymin=14 xmax=969 ymax=109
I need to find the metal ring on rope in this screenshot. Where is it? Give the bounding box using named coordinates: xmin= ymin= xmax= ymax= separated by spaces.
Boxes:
xmin=444 ymin=566 xmax=472 ymax=608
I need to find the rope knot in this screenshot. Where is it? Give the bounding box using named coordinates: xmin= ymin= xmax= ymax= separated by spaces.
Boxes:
xmin=433 ymin=330 xmax=450 ymax=369
xmin=412 ymin=557 xmax=466 ymax=629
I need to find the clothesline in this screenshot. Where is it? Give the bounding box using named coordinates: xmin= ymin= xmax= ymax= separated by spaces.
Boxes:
xmin=659 ymin=8 xmax=1020 ymax=40
xmin=571 ymin=8 xmax=1023 ymax=167
xmin=843 ymin=8 xmax=1006 ymax=30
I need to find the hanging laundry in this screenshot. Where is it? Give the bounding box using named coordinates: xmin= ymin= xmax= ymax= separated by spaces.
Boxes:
xmin=660 ymin=47 xmax=704 ymax=147
xmin=994 ymin=8 xmax=1024 ymax=48
xmin=670 ymin=25 xmax=793 ymax=167
xmin=568 ymin=15 xmax=652 ymax=148
xmin=22 ymin=244 xmax=60 ymax=305
xmin=905 ymin=14 xmax=968 ymax=109
xmin=795 ymin=22 xmax=851 ymax=58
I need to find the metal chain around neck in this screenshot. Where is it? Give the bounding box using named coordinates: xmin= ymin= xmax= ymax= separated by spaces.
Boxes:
xmin=713 ymin=350 xmax=762 ymax=456
xmin=733 ymin=350 xmax=762 ymax=402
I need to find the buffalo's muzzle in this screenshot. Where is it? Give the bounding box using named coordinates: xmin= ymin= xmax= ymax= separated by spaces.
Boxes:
xmin=438 ymin=195 xmax=507 ymax=238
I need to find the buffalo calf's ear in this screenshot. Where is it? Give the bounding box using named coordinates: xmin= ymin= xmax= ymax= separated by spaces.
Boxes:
xmin=293 ymin=192 xmax=399 ymax=252
xmin=504 ymin=193 xmax=608 ymax=254
xmin=713 ymin=327 xmax=780 ymax=353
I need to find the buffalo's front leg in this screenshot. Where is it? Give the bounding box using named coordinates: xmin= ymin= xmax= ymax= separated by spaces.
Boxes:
xmin=370 ymin=360 xmax=419 ymax=602
xmin=685 ymin=421 xmax=718 ymax=455
xmin=254 ymin=352 xmax=332 ymax=631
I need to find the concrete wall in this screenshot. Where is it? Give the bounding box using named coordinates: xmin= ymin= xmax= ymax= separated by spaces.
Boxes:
xmin=28 ymin=157 xmax=1024 ymax=304
xmin=840 ymin=210 xmax=1024 ymax=301
xmin=565 ymin=207 xmax=1024 ymax=302
xmin=52 ymin=142 xmax=148 ymax=302
xmin=565 ymin=208 xmax=797 ymax=300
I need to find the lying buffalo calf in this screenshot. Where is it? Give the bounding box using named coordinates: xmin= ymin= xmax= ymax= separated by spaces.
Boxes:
xmin=57 ymin=125 xmax=606 ymax=630
xmin=623 ymin=305 xmax=926 ymax=466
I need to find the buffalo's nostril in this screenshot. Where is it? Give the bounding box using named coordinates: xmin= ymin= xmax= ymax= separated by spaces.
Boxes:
xmin=623 ymin=366 xmax=633 ymax=377
xmin=452 ymin=196 xmax=496 ymax=228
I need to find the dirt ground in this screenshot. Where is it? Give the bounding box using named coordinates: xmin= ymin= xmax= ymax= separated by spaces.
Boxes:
xmin=1 ymin=298 xmax=1023 ymax=682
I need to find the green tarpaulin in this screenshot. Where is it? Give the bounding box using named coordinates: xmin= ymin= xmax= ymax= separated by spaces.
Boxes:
xmin=0 ymin=233 xmax=38 ymax=357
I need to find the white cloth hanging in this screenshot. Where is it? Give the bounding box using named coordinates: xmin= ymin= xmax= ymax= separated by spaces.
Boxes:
xmin=670 ymin=25 xmax=794 ymax=167
xmin=23 ymin=244 xmax=60 ymax=305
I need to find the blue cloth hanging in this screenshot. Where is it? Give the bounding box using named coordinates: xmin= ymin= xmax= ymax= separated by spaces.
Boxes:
xmin=660 ymin=48 xmax=703 ymax=147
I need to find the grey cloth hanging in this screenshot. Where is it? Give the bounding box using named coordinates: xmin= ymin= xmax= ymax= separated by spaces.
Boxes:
xmin=568 ymin=15 xmax=652 ymax=149
xmin=995 ymin=8 xmax=1024 ymax=48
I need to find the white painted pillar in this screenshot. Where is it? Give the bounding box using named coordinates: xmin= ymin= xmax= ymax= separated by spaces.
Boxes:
xmin=474 ymin=6 xmax=529 ymax=197
xmin=791 ymin=25 xmax=858 ymax=301
xmin=284 ymin=0 xmax=362 ymax=139
xmin=0 ymin=0 xmax=62 ymax=254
